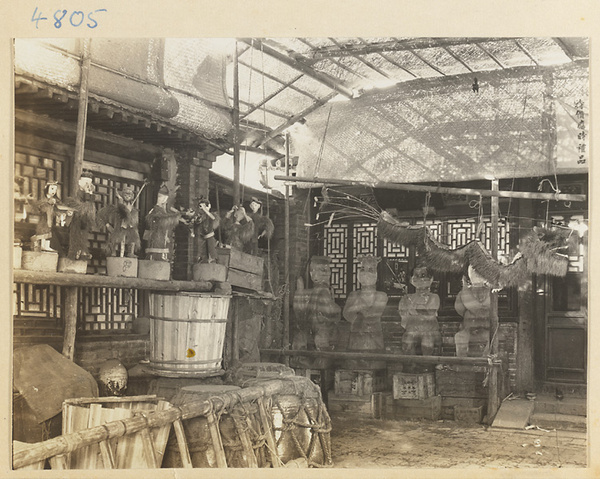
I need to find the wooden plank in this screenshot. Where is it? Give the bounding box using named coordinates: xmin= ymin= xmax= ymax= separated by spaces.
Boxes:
xmin=227 ymin=268 xmax=263 ymax=291
xmin=72 ymin=38 xmax=91 ymax=191
xmin=140 ymin=427 xmax=159 ymax=468
xmin=491 ymin=398 xmax=535 ymax=429
xmin=152 ymin=400 xmax=172 ymax=467
xmin=49 ymin=454 xmax=68 ymax=470
xmin=99 ymin=441 xmax=115 ymax=469
xmin=13 ymin=269 xmax=213 ymax=292
xmin=173 ymin=419 xmax=193 ymax=468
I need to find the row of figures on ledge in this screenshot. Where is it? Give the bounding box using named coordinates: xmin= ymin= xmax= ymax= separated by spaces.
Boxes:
xmin=15 ymin=171 xmax=273 ymax=276
xmin=292 ymin=255 xmax=491 ymax=358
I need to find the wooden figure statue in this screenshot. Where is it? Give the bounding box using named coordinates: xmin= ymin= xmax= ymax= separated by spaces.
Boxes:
xmin=97 ymin=185 xmax=142 ymax=258
xmin=30 ymin=181 xmax=60 ymax=252
xmin=143 ymin=184 xmax=182 ymax=261
xmin=454 ymin=265 xmax=491 ymax=357
xmin=192 ymin=196 xmax=220 ymax=263
xmin=14 ymin=177 xmax=33 ymax=223
xmin=398 ymin=266 xmax=442 ymax=355
xmin=63 ymin=171 xmax=96 ymax=261
xmin=220 ymin=204 xmax=255 ymax=253
xmin=292 ymin=256 xmax=341 ymax=351
xmin=343 ymin=255 xmax=388 ymax=351
xmin=247 ymin=196 xmax=274 ymax=254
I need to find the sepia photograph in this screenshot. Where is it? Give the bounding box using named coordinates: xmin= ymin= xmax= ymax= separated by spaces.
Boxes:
xmin=1 ymin=4 xmax=596 ymax=476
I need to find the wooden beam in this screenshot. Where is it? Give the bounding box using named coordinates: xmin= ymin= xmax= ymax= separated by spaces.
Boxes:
xmin=15 ymin=110 xmax=162 ymax=162
xmin=261 ymin=348 xmax=491 ymax=366
xmin=71 ymin=39 xmax=92 ymax=192
xmin=257 ymin=92 xmax=338 ymax=147
xmin=283 ymin=133 xmax=291 ymax=366
xmin=13 ymin=270 xmax=213 ymax=292
xmin=487 ymin=179 xmax=501 ymax=424
xmin=233 ymin=41 xmax=241 ymax=206
xmin=308 ymin=37 xmax=516 ymax=59
xmin=274 ymin=175 xmax=587 ymax=202
xmin=240 ymin=39 xmax=355 ymax=99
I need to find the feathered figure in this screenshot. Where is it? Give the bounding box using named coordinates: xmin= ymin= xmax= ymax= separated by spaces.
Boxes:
xmin=63 ymin=171 xmax=96 ymax=261
xmin=377 ymin=210 xmax=570 ymax=289
xmin=143 ymin=185 xmax=181 ymax=262
xmin=220 ymin=205 xmax=256 ymax=253
xmin=247 ymin=197 xmax=274 ymax=254
xmin=191 ymin=197 xmax=220 ymax=263
xmin=97 ymin=185 xmax=141 ymax=257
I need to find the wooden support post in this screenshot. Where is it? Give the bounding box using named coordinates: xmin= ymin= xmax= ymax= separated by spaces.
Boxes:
xmin=283 ymin=133 xmax=291 ymax=366
xmin=232 ymin=40 xmax=241 ymax=206
xmin=487 ymin=179 xmax=501 ymax=424
xmin=232 ymin=412 xmax=258 ymax=467
xmin=62 ymin=286 xmax=78 ymax=360
xmin=71 ymin=38 xmax=92 ymax=193
xmin=232 ymin=298 xmax=239 ymax=362
xmin=258 ymin=397 xmax=281 ymax=467
xmin=173 ymin=419 xmax=193 ymax=468
xmin=206 ymin=410 xmax=228 ymax=468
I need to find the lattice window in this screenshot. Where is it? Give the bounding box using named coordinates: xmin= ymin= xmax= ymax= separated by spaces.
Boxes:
xmin=324 ymin=223 xmax=349 ymax=299
xmin=382 ymin=238 xmax=408 ymax=259
xmin=14 ymin=283 xmax=62 ymax=319
xmin=80 ymin=287 xmax=138 ymax=332
xmin=550 ymin=214 xmax=587 ymax=273
xmin=352 ymin=222 xmax=377 ymax=289
xmin=15 ymin=149 xmax=143 ymax=334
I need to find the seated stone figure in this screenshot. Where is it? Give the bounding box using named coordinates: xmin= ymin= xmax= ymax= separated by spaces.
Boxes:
xmin=454 ymin=265 xmax=491 ymax=357
xmin=292 ymin=256 xmax=341 ymax=351
xmin=343 ymin=255 xmax=387 ymax=351
xmin=398 ymin=266 xmax=442 ymax=356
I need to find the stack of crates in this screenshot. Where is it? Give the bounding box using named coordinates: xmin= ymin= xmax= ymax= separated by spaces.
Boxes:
xmin=391 ymin=371 xmax=441 ymax=420
xmin=327 ymin=369 xmax=391 ymax=419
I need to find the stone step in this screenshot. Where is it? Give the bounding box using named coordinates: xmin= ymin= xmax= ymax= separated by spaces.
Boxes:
xmin=532 ymin=395 xmax=587 ymax=417
xmin=529 ymin=412 xmax=587 ymax=431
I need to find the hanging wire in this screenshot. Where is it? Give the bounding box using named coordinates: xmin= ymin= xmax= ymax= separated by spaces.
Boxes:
xmin=313 ymin=105 xmax=334 ymax=180
xmin=506 ymin=72 xmax=532 ymax=220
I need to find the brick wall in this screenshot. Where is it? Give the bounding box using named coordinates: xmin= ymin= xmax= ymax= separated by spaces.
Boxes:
xmin=74 ymin=336 xmax=150 ymax=379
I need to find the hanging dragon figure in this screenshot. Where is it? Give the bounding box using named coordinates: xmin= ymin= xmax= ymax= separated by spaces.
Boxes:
xmin=315 ymin=186 xmax=572 ymax=291
xmin=377 ymin=210 xmax=571 ymax=290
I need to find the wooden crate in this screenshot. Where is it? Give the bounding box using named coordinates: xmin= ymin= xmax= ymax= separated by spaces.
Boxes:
xmin=454 ymin=405 xmax=484 ymax=424
xmin=393 ymin=395 xmax=442 ymax=421
xmin=392 ymin=372 xmax=435 ymax=400
xmin=217 ymin=247 xmax=264 ymax=291
xmin=334 ymin=369 xmax=386 ymax=397
xmin=441 ymin=397 xmax=486 ymax=420
xmin=328 ymin=392 xmax=393 ymax=420
xmin=62 ymin=395 xmax=172 ymax=469
xmin=435 ymin=366 xmax=487 ymax=399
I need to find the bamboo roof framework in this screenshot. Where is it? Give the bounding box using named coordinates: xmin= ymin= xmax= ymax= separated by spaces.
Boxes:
xmin=14 ymin=37 xmax=589 ymax=187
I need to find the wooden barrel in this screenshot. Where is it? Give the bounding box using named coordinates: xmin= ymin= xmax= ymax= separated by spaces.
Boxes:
xmin=148 ymin=293 xmax=231 ymax=378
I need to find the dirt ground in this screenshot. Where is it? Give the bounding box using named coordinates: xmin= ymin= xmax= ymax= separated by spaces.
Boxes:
xmin=329 ymin=416 xmax=587 ymax=469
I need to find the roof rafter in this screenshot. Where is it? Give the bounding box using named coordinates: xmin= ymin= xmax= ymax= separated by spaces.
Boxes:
xmin=240 ymin=38 xmax=356 ymax=99
xmin=307 ymin=37 xmax=516 ymax=60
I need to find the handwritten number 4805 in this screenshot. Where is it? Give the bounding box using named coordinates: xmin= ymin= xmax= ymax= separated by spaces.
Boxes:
xmin=31 ymin=7 xmax=107 ymax=29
